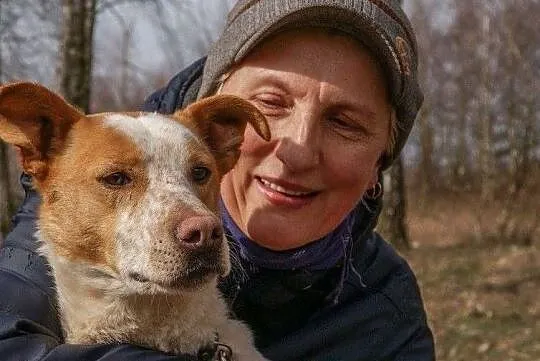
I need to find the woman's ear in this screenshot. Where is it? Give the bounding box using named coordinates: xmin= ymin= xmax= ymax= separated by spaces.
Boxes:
xmin=364 ymin=165 xmax=383 ymax=200
xmin=367 ymin=164 xmax=381 ymax=189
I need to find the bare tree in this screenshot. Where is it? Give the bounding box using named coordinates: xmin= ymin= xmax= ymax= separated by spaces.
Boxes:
xmin=0 ymin=0 xmax=28 ymax=238
xmin=409 ymin=0 xmax=438 ymax=197
xmin=0 ymin=1 xmax=8 ymax=237
xmin=150 ymin=0 xmax=235 ymax=71
xmin=417 ymin=102 xmax=435 ymax=197
xmin=477 ymin=12 xmax=496 ymax=205
xmin=60 ymin=0 xmax=97 ymax=111
xmin=91 ymin=3 xmax=165 ymax=112
xmin=380 ymin=157 xmax=411 ymax=250
xmin=491 ymin=0 xmax=540 ymax=244
xmin=0 ymin=0 xmax=61 ymax=84
xmin=0 ymin=141 xmax=13 ymax=236
xmin=406 ymin=0 xmax=539 ymax=244
xmin=378 ymin=0 xmax=411 ymax=250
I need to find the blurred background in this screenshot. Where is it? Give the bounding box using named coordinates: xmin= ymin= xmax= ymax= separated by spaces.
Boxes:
xmin=0 ymin=0 xmax=538 ymax=360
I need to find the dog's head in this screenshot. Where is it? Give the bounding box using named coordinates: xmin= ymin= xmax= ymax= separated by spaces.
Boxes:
xmin=0 ymin=82 xmax=270 ymax=294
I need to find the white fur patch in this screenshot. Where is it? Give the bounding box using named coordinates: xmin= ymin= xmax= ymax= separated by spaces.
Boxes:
xmin=103 ymin=113 xmax=215 ymax=290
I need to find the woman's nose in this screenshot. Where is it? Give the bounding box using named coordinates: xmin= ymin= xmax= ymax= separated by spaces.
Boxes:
xmin=274 ymin=109 xmax=321 ymax=172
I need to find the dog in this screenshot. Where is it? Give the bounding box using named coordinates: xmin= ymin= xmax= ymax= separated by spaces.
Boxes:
xmin=0 ymin=82 xmax=271 ymax=360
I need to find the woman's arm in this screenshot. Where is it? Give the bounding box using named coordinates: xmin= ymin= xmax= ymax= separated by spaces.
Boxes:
xmin=0 ymin=174 xmax=194 ymax=361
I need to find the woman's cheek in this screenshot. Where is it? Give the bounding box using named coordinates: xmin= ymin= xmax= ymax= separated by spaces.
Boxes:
xmin=326 ymin=146 xmax=379 ymax=190
xmin=240 ymin=125 xmax=274 ymax=156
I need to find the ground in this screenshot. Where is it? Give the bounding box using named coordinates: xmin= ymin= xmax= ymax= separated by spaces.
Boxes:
xmin=401 ymin=195 xmax=539 ymax=361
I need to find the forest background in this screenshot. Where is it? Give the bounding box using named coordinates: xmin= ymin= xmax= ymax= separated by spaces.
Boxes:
xmin=0 ymin=1 xmax=538 ymax=360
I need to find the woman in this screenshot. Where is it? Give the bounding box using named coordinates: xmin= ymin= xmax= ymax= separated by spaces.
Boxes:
xmin=0 ymin=1 xmax=435 ymax=360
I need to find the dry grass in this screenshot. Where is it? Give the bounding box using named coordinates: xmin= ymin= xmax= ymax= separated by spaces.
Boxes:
xmin=402 ymin=193 xmax=539 ymax=361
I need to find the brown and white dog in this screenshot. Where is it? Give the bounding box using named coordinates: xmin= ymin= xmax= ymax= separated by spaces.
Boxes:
xmin=0 ymin=82 xmax=271 ymax=360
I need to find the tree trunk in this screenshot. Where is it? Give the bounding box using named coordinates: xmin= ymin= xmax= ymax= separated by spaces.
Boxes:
xmin=0 ymin=0 xmax=13 ymax=239
xmin=380 ymin=156 xmax=411 ymax=250
xmin=0 ymin=142 xmax=21 ymax=239
xmin=0 ymin=141 xmax=11 ymax=237
xmin=494 ymin=26 xmax=535 ymax=244
xmin=60 ymin=0 xmax=97 ymax=112
xmin=478 ymin=15 xmax=495 ymax=204
xmin=452 ymin=83 xmax=469 ymax=190
xmin=378 ymin=0 xmax=410 ymax=251
xmin=418 ymin=101 xmax=435 ymax=198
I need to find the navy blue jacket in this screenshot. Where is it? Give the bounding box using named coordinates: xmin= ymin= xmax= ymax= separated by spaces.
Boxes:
xmin=0 ymin=58 xmax=435 ymax=361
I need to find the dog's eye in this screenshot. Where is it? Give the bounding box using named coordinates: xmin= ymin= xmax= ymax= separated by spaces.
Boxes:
xmin=101 ymin=172 xmax=132 ymax=187
xmin=191 ymin=166 xmax=211 ymax=184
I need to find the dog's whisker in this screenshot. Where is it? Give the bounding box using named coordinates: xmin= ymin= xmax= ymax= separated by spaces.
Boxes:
xmin=225 ymin=233 xmax=249 ymax=283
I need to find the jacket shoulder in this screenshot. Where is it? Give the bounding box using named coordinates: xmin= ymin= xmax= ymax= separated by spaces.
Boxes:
xmin=142 ymin=57 xmax=206 ymax=113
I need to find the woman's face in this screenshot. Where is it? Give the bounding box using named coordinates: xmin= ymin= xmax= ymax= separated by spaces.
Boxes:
xmin=220 ymin=29 xmax=392 ymax=250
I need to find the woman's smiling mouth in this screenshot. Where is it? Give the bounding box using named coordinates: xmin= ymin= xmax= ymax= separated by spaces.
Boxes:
xmin=255 ymin=176 xmax=319 ymax=208
xmin=258 ymin=177 xmax=313 ymax=196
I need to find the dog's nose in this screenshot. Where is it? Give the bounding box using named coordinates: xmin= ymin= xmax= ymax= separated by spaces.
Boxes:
xmin=175 ymin=215 xmax=223 ymax=248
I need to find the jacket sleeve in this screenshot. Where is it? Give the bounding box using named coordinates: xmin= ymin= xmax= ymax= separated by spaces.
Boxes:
xmin=351 ymin=233 xmax=436 ymax=361
xmin=0 ymin=174 xmax=196 ymax=361
xmin=373 ymin=267 xmax=436 ymax=361
xmin=392 ymin=316 xmax=435 ymax=361
xmin=356 ymin=233 xmax=436 ymax=361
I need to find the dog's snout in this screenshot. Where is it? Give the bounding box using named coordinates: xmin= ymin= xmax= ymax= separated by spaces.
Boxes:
xmin=175 ymin=215 xmax=223 ymax=248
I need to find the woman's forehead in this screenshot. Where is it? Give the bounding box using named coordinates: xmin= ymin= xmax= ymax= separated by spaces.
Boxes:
xmin=236 ymin=28 xmax=389 ymax=95
xmin=247 ymin=28 xmax=379 ymax=69
xmin=226 ymin=30 xmax=390 ymax=109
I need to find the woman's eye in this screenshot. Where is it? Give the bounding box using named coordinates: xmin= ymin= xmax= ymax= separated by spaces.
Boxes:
xmin=329 ymin=116 xmax=351 ymax=128
xmin=259 ymin=98 xmax=281 ymax=108
xmin=328 ymin=115 xmax=368 ymax=139
xmin=329 ymin=115 xmax=358 ymax=130
xmin=253 ymin=94 xmax=288 ymax=114
xmin=101 ymin=172 xmax=132 ymax=187
xmin=191 ymin=166 xmax=211 ymax=184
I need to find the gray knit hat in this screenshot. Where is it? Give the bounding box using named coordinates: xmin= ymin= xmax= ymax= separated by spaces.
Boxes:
xmin=198 ymin=0 xmax=422 ymax=169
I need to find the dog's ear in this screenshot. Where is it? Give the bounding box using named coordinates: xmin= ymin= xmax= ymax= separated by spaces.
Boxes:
xmin=0 ymin=82 xmax=84 ymax=181
xmin=178 ymin=94 xmax=270 ymax=175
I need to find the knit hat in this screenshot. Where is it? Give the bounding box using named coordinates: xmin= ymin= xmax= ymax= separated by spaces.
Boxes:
xmin=198 ymin=0 xmax=422 ymax=168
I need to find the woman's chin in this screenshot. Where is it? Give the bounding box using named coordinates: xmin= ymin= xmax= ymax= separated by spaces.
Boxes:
xmin=245 ymin=215 xmax=326 ymax=250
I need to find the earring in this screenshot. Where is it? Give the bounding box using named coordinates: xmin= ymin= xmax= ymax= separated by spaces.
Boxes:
xmin=365 ymin=181 xmax=382 ymax=200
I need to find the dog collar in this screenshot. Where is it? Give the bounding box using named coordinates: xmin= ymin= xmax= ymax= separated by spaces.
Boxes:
xmin=197 ymin=334 xmax=233 ymax=361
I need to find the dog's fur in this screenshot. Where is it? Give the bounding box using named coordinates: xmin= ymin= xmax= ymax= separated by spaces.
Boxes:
xmin=0 ymin=82 xmax=270 ymax=360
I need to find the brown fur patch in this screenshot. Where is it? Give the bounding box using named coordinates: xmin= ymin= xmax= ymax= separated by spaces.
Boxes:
xmin=175 ymin=94 xmax=270 ymax=176
xmin=0 ymin=82 xmax=84 ymax=182
xmin=38 ymin=115 xmax=148 ymax=270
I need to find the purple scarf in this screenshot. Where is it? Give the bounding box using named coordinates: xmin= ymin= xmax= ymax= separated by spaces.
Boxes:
xmin=219 ymin=200 xmax=356 ymax=271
